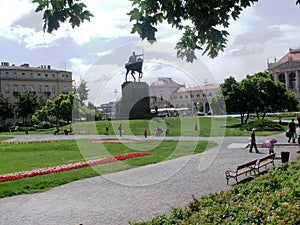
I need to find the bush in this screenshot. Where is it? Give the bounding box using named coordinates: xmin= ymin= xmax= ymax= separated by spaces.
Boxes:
xmin=18 ymin=126 xmax=37 ymax=132
xmin=41 ymin=122 xmax=51 ymax=129
xmin=241 ymin=119 xmax=284 ymax=131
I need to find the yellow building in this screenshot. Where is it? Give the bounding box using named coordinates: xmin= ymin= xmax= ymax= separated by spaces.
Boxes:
xmin=0 ymin=62 xmax=72 ymax=104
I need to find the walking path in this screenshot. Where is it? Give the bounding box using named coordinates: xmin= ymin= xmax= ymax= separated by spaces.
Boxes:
xmin=0 ymin=132 xmax=298 ymax=225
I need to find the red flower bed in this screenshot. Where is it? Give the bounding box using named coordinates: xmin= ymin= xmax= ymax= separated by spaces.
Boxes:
xmin=91 ymin=140 xmax=150 ymax=144
xmin=0 ymin=152 xmax=150 ymax=182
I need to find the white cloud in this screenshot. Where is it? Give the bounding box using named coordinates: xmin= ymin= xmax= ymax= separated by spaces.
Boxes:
xmin=0 ymin=0 xmax=34 ymax=28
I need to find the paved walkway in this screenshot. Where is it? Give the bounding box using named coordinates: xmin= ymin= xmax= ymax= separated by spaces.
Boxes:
xmin=0 ymin=132 xmax=299 ymax=225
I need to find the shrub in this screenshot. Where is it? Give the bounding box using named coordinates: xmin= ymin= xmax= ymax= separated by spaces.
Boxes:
xmin=41 ymin=122 xmax=51 ymax=129
xmin=241 ymin=119 xmax=284 ymax=131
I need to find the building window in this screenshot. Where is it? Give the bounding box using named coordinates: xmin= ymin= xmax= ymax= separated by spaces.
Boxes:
xmin=66 ymin=75 xmax=69 ymax=79
xmin=52 ymin=74 xmax=55 ymax=80
xmin=52 ymin=85 xmax=56 ymax=93
xmin=37 ymin=73 xmax=41 ymax=79
xmin=196 ymin=94 xmax=200 ymax=98
xmin=22 ymin=85 xmax=26 ymax=93
xmin=45 ymin=85 xmax=49 ymax=92
xmin=37 ymin=85 xmax=42 ymax=93
xmin=5 ymin=72 xmax=9 ymax=78
xmin=289 ymin=72 xmax=296 ymax=89
xmin=22 ymin=73 xmax=25 ymax=79
xmin=63 ymin=85 xmax=68 ymax=93
xmin=279 ymin=74 xmax=285 ymax=84
xmin=179 ymin=95 xmax=183 ymax=99
xmin=45 ymin=74 xmax=48 ymax=79
xmin=62 ymin=75 xmax=65 ymax=80
xmin=29 ymin=85 xmax=34 ymax=92
xmin=30 ymin=73 xmax=33 ymax=79
xmin=5 ymin=84 xmax=10 ymax=93
xmin=185 ymin=95 xmax=188 ymax=99
xmin=13 ymin=72 xmax=17 ymax=79
xmin=14 ymin=85 xmax=18 ymax=92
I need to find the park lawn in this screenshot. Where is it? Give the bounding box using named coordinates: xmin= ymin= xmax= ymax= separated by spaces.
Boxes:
xmin=0 ymin=139 xmax=216 ymax=198
xmin=1 ymin=116 xmax=285 ymax=137
xmin=72 ymin=116 xmax=248 ymax=136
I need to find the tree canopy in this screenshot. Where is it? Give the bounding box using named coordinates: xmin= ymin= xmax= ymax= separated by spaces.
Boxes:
xmin=33 ymin=1 xmax=300 ymax=62
xmin=215 ymin=71 xmax=299 ymax=124
xmin=15 ymin=92 xmax=39 ymax=124
xmin=74 ymin=78 xmax=90 ymax=106
xmin=0 ymin=94 xmax=14 ymax=125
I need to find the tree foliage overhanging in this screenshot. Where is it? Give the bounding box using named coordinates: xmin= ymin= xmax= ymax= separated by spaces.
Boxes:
xmin=33 ymin=0 xmax=300 ymax=62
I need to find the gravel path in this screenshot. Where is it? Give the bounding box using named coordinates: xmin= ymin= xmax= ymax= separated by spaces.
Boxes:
xmin=0 ymin=133 xmax=298 ymax=225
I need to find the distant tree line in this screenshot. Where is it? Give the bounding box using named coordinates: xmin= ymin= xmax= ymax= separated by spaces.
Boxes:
xmin=211 ymin=71 xmax=299 ymax=124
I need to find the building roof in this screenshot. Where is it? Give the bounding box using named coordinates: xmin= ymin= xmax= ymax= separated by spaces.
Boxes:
xmin=278 ymin=48 xmax=300 ymax=63
xmin=176 ymin=84 xmax=220 ymax=93
xmin=0 ymin=62 xmax=71 ymax=73
xmin=150 ymin=77 xmax=182 ymax=87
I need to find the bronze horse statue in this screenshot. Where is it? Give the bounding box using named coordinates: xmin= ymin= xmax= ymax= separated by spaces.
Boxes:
xmin=125 ymin=58 xmax=143 ymax=82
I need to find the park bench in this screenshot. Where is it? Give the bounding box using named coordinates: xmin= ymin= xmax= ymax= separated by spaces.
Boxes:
xmin=254 ymin=153 xmax=275 ymax=173
xmin=225 ymin=153 xmax=276 ymax=185
xmin=225 ymin=159 xmax=257 ymax=185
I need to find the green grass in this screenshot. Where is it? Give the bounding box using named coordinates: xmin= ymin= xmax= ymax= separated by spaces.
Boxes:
xmin=130 ymin=157 xmax=300 ymax=225
xmin=0 ymin=139 xmax=216 ymax=198
xmin=71 ymin=116 xmax=284 ymax=137
xmin=1 ymin=116 xmax=286 ymax=137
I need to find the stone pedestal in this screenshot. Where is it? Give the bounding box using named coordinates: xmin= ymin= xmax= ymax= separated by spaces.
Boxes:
xmin=120 ymin=82 xmax=151 ymax=119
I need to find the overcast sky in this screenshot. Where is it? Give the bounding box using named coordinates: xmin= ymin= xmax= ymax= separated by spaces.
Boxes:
xmin=0 ymin=0 xmax=299 ymax=105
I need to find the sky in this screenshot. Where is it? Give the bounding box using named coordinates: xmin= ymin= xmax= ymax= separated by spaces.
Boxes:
xmin=0 ymin=0 xmax=299 ymax=105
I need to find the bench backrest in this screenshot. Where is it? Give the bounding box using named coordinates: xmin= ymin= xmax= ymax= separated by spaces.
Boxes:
xmin=237 ymin=159 xmax=258 ymax=170
xmin=259 ymin=153 xmax=275 ymax=162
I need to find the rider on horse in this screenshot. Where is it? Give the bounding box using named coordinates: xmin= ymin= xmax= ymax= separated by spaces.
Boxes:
xmin=128 ymin=52 xmax=143 ymax=64
xmin=125 ymin=51 xmax=144 ymax=82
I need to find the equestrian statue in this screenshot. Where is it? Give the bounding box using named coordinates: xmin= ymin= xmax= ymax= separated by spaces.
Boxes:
xmin=125 ymin=51 xmax=143 ymax=82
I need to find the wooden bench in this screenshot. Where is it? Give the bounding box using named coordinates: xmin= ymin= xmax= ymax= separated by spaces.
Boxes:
xmin=225 ymin=159 xmax=257 ymax=185
xmin=254 ymin=153 xmax=275 ymax=173
xmin=225 ymin=153 xmax=276 ymax=185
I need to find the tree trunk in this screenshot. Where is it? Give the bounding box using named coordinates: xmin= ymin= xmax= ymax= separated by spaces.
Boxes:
xmin=245 ymin=113 xmax=250 ymax=124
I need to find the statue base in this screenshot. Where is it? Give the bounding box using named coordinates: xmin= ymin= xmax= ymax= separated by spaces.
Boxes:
xmin=119 ymin=82 xmax=151 ymax=119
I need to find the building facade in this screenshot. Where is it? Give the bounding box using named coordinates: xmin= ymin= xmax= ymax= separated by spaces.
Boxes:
xmin=149 ymin=77 xmax=184 ymax=108
xmin=171 ymin=84 xmax=220 ymax=112
xmin=268 ymin=48 xmax=300 ymax=99
xmin=149 ymin=77 xmax=220 ymax=114
xmin=0 ymin=62 xmax=72 ymax=104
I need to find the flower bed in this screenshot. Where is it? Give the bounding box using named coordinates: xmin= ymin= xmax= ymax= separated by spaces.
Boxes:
xmin=91 ymin=140 xmax=150 ymax=144
xmin=1 ymin=140 xmax=57 ymax=145
xmin=0 ymin=152 xmax=150 ymax=182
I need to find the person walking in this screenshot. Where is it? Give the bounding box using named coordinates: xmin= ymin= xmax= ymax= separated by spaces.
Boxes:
xmin=249 ymin=128 xmax=259 ymax=153
xmin=144 ymin=128 xmax=147 ymax=138
xmin=118 ymin=123 xmax=123 ymax=137
xmin=288 ymin=119 xmax=296 ymax=143
xmin=194 ymin=124 xmax=198 ymax=131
